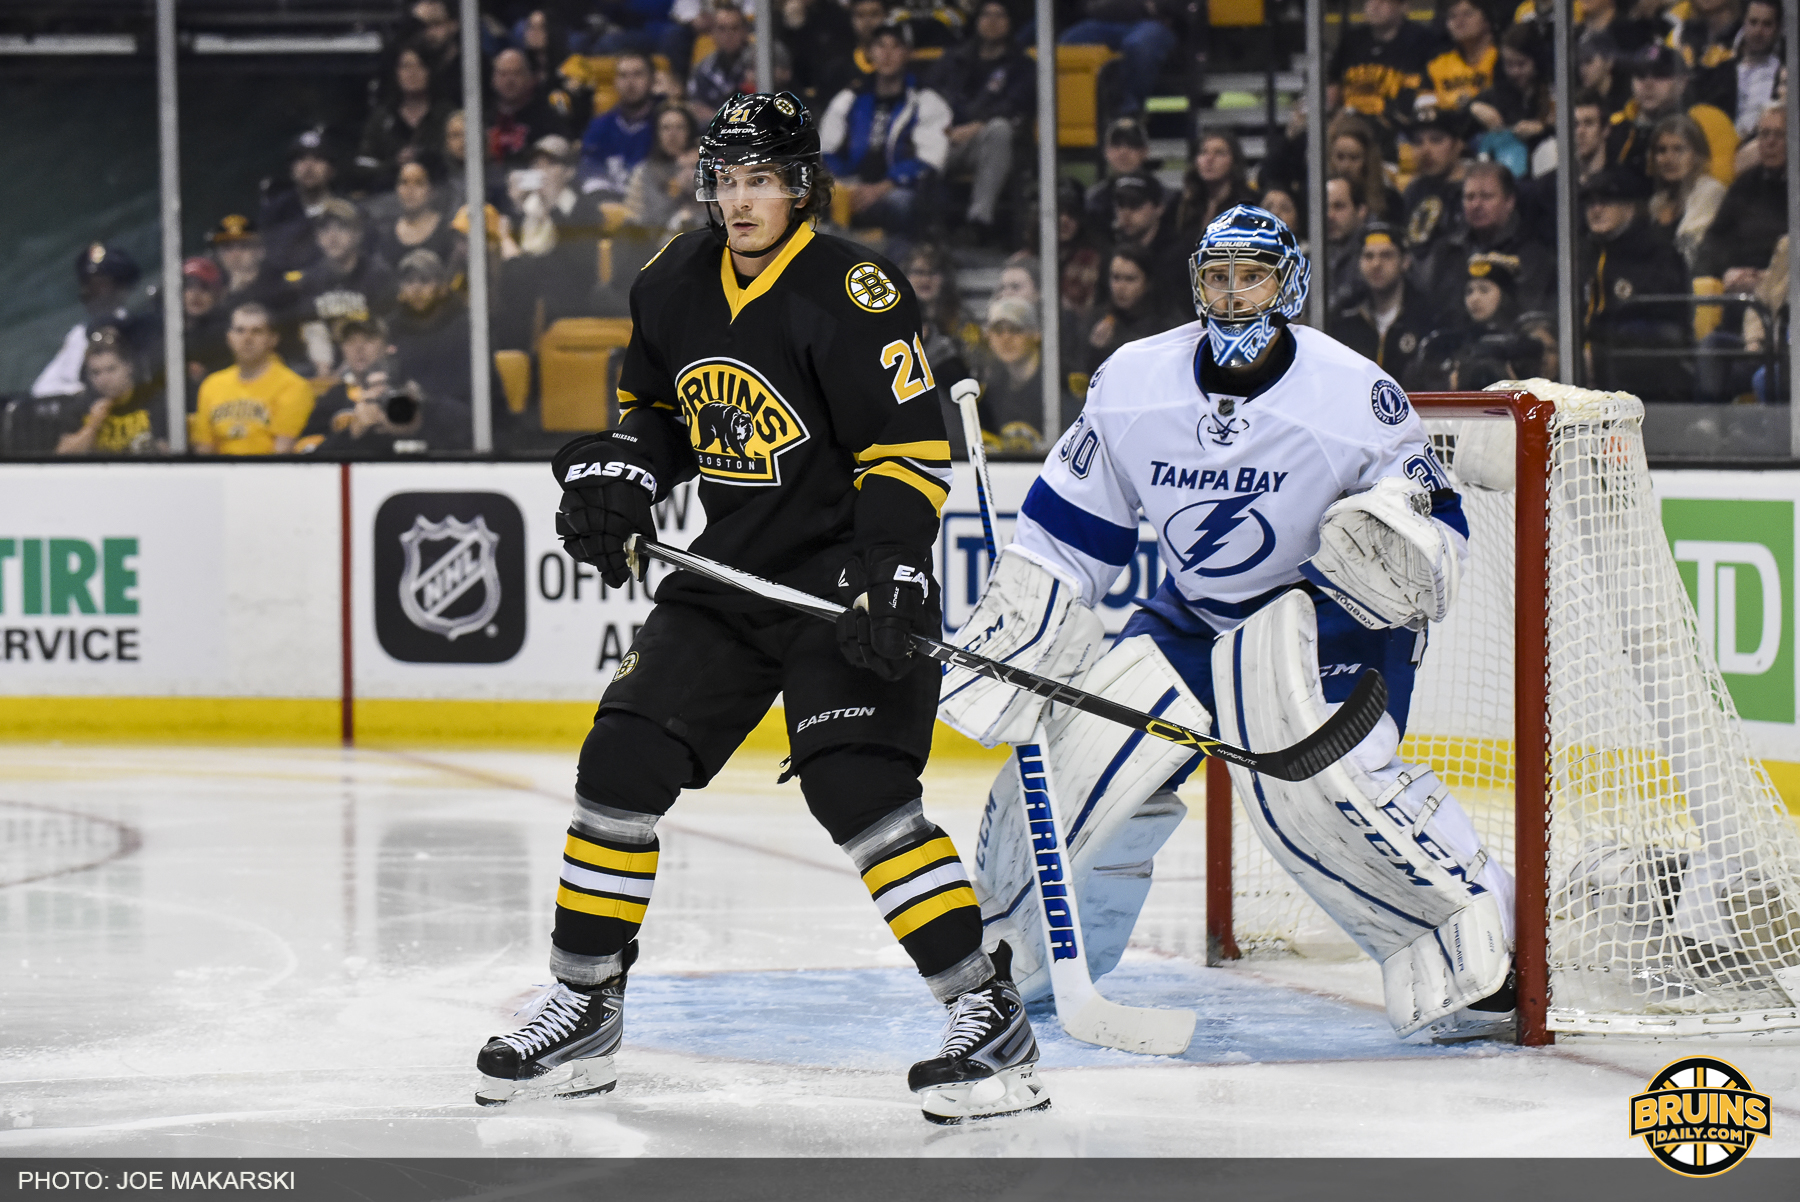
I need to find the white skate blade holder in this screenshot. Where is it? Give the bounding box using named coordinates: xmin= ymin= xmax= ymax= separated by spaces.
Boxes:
xmin=918 ymin=1062 xmax=1051 ymax=1124
xmin=475 ymin=1054 xmax=617 ymax=1107
xmin=1017 ymin=722 xmax=1196 ymax=1056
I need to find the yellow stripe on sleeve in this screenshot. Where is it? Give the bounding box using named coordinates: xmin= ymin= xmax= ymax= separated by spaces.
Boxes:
xmin=854 ymin=460 xmax=950 ymax=514
xmin=861 ymin=836 xmax=961 ymax=894
xmin=887 ymin=887 xmax=980 ymax=940
xmin=555 ymin=886 xmax=650 ymax=925
xmin=565 ymin=833 xmax=660 ymax=875
xmin=855 ymin=439 xmax=952 ymax=464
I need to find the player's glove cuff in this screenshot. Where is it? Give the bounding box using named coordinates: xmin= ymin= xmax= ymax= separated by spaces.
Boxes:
xmin=552 ymin=436 xmax=659 ymax=588
xmin=834 ymin=545 xmax=937 ymax=681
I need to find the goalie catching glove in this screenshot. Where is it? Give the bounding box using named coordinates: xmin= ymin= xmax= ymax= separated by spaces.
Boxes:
xmin=835 ymin=546 xmax=936 ymax=681
xmin=552 ymin=433 xmax=660 ymax=588
xmin=939 ymin=549 xmax=1107 ymax=747
xmin=1302 ymin=476 xmax=1464 ymax=631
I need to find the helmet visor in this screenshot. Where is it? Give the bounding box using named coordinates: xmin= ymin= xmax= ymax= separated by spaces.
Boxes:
xmin=1192 ymin=251 xmax=1285 ymax=322
xmin=696 ymin=161 xmax=809 ymax=202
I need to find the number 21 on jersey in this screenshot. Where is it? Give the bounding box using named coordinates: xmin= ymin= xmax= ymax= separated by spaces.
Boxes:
xmin=880 ymin=336 xmax=936 ymax=403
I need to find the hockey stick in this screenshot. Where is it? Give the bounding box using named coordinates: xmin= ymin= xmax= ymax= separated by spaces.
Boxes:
xmin=950 ymin=378 xmax=998 ymax=567
xmin=1016 ymin=721 xmax=1196 ymax=1054
xmin=625 ymin=536 xmax=1389 ymax=783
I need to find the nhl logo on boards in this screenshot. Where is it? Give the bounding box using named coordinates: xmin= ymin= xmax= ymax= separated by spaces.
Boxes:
xmin=676 ymin=357 xmax=810 ymax=486
xmin=1629 ymin=1056 xmax=1770 ymax=1176
xmin=374 ymin=492 xmax=526 ymax=664
xmin=846 ymin=263 xmax=900 ymax=312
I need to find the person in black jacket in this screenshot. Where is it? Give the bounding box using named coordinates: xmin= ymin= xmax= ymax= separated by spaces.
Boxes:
xmin=1330 ymin=225 xmax=1435 ymax=383
xmin=1080 ymin=243 xmax=1180 ymax=373
xmin=1695 ymin=103 xmax=1789 ymax=291
xmin=387 ymin=249 xmax=472 ymax=410
xmin=929 ymin=0 xmax=1034 ymax=242
xmin=1408 ymin=252 xmax=1545 ymax=391
xmin=1579 ymin=168 xmax=1692 ymax=400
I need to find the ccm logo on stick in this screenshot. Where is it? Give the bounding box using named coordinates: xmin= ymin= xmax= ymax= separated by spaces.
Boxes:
xmin=1018 ymin=745 xmax=1077 ymax=961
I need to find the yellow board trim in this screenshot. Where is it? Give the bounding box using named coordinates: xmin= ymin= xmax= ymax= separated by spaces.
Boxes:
xmin=856 ymin=460 xmax=949 ymax=514
xmin=555 ymin=886 xmax=649 ymax=924
xmin=862 ymin=835 xmax=961 ymax=894
xmin=565 ymin=833 xmax=660 ymax=875
xmin=720 ymin=223 xmax=815 ymax=322
xmin=0 ymin=697 xmax=340 ymax=744
xmin=887 ymin=886 xmax=980 ymax=939
xmin=855 ymin=440 xmax=952 ymax=464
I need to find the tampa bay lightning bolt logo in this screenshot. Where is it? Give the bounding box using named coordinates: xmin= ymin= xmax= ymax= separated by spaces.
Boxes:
xmin=1164 ymin=494 xmax=1277 ymax=577
xmin=1371 ymin=379 xmax=1410 ymax=426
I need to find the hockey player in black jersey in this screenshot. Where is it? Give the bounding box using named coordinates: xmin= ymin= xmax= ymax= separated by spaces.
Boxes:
xmin=475 ymin=92 xmax=1047 ymax=1124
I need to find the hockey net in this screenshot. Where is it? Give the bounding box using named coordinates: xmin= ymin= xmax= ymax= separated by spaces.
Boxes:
xmin=1205 ymin=381 xmax=1800 ymax=1043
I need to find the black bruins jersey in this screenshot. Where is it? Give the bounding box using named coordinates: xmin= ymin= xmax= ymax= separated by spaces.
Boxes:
xmin=615 ymin=224 xmax=953 ymax=608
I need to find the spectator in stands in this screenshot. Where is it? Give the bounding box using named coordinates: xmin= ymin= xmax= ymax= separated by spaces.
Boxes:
xmin=930 ymin=0 xmax=1034 ymax=244
xmin=1328 ymin=112 xmax=1403 ymax=222
xmin=820 ymin=24 xmax=952 ymax=238
xmin=1520 ymin=88 xmax=1611 ymax=230
xmin=994 ymin=258 xmax=1041 ymax=307
xmin=441 ymin=111 xmax=471 ymax=209
xmin=408 ymin=0 xmax=463 ymax=101
xmin=1578 ymin=32 xmax=1633 ymax=118
xmin=1674 ymin=0 xmax=1744 ymax=82
xmin=30 ymin=243 xmax=151 ymax=400
xmin=1470 ymin=24 xmax=1554 ymax=160
xmin=504 ymin=135 xmax=607 ymax=325
xmin=56 ymin=336 xmax=166 ymax=456
xmin=356 ymin=42 xmax=451 ymax=191
xmin=977 ymin=296 xmax=1073 ymax=453
xmin=844 ymin=0 xmax=889 ymax=78
xmin=1058 ymin=0 xmax=1180 ymax=116
xmin=299 ymin=317 xmax=408 ymax=454
xmin=1409 ymin=253 xmax=1544 ymax=390
xmin=1082 ymin=245 xmax=1177 ymax=372
xmin=1104 ymin=172 xmax=1187 ymax=315
xmin=489 ymin=48 xmax=576 ymax=172
xmin=1728 ymin=0 xmax=1782 ymax=138
xmin=1576 ymin=0 xmax=1660 ymax=54
xmin=1327 ymin=0 xmax=1437 ymax=137
xmin=375 ymin=154 xmax=458 ymax=271
xmin=1740 ymin=234 xmax=1790 ymax=402
xmin=1085 ymin=118 xmax=1154 ymax=232
xmin=1402 ymin=108 xmax=1469 ymax=264
xmin=587 ymin=0 xmax=693 ymax=72
xmin=1579 ymin=167 xmax=1691 ymax=400
xmin=388 ymin=249 xmax=473 ymax=411
xmin=777 ymin=0 xmax=857 ymax=107
xmin=1697 ymin=102 xmax=1789 ymax=291
xmin=512 ymin=8 xmax=571 ymax=83
xmin=1175 ymin=131 xmax=1259 ymax=244
xmin=906 ymin=243 xmax=981 ymax=382
xmin=260 ymin=129 xmax=341 ymax=275
xmin=1322 ymin=176 xmax=1370 ymax=311
xmin=688 ymin=3 xmax=753 ymax=122
xmin=294 ymin=199 xmax=398 ymax=377
xmin=209 ymin=216 xmax=297 ymax=359
xmin=193 ymin=302 xmax=314 ymax=455
xmin=1425 ymin=0 xmax=1497 ymax=114
xmin=1330 ymin=224 xmax=1434 ymax=381
xmin=1257 ymin=187 xmax=1303 ymax=244
xmin=1606 ymin=44 xmax=1701 ymax=181
xmin=627 ymin=104 xmax=707 ymax=233
xmin=581 ymin=51 xmax=659 ymax=200
xmin=1421 ymin=162 xmax=1554 ymax=315
xmin=1648 ymin=114 xmax=1727 ymax=269
xmin=1057 ymin=177 xmax=1105 ymax=315
xmin=182 ymin=257 xmax=231 ymax=386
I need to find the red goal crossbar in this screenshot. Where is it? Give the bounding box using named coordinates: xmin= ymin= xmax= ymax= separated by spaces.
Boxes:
xmin=1202 ymin=390 xmax=1557 ymax=1047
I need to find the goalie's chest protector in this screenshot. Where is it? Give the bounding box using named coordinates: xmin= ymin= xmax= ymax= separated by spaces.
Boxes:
xmin=1070 ymin=323 xmax=1438 ymax=616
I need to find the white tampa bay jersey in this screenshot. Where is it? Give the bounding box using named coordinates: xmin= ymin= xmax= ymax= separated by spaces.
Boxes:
xmin=1012 ymin=322 xmax=1450 ymax=628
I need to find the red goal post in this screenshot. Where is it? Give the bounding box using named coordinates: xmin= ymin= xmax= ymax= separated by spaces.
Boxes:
xmin=1203 ymin=389 xmax=1558 ymax=1047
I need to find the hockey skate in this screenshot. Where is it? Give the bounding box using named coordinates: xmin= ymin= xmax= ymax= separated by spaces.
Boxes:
xmin=475 ymin=942 xmax=636 ymax=1106
xmin=908 ymin=942 xmax=1050 ymax=1124
xmin=1428 ymin=970 xmax=1517 ymax=1043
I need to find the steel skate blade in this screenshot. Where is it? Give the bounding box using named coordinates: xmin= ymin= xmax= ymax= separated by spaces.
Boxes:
xmin=1428 ymin=1009 xmax=1517 ymax=1044
xmin=475 ymin=1054 xmax=618 ymax=1106
xmin=918 ymin=1063 xmax=1051 ymax=1124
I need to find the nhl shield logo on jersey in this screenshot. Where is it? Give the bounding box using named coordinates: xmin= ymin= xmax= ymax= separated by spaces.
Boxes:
xmin=676 ymin=357 xmax=810 ymax=485
xmin=1629 ymin=1056 xmax=1770 ymax=1176
xmin=398 ymin=514 xmax=503 ymax=641
xmin=846 ymin=263 xmax=900 ymax=312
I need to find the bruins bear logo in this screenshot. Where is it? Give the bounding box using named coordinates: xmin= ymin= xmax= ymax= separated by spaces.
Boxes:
xmin=676 ymin=357 xmax=810 ymax=486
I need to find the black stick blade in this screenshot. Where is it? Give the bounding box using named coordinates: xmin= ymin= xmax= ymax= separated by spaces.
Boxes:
xmin=1256 ymin=669 xmax=1390 ymax=782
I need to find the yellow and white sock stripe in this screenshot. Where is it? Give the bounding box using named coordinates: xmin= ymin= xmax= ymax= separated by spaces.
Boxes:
xmin=554 ymin=831 xmax=658 ymax=925
xmin=860 ymin=834 xmax=980 ymax=940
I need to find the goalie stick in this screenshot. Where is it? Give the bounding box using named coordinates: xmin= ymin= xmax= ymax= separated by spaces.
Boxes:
xmin=624 ymin=535 xmax=1389 ymax=783
xmin=950 ymin=378 xmax=998 ymax=567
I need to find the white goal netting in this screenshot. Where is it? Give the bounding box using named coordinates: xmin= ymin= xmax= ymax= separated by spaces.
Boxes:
xmin=1222 ymin=380 xmax=1800 ymax=1035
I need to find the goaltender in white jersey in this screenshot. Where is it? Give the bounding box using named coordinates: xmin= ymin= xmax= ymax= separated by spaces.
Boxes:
xmin=943 ymin=204 xmax=1520 ymax=1042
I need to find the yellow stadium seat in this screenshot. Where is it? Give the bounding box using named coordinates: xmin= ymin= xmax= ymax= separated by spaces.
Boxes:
xmin=1691 ymin=275 xmax=1725 ymax=339
xmin=1209 ymin=0 xmax=1265 ymax=25
xmin=538 ymin=317 xmax=634 ymax=432
xmin=1026 ymin=45 xmax=1119 ymax=149
xmin=691 ymin=34 xmax=717 ymax=66
xmin=1689 ymin=103 xmax=1738 ymax=185
xmin=559 ymin=54 xmax=674 ymax=118
xmin=495 ymin=350 xmax=531 ymax=415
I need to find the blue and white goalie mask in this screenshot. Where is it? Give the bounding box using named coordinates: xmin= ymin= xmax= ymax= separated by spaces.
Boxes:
xmin=1188 ymin=204 xmax=1310 ymax=368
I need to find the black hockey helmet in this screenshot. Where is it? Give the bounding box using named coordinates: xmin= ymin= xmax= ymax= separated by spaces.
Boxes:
xmin=694 ymin=92 xmax=821 ymax=208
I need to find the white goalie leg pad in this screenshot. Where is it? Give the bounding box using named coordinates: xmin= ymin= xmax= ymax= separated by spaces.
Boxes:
xmin=1304 ymin=476 xmax=1466 ymax=631
xmin=940 ymin=548 xmax=1108 ymax=747
xmin=1212 ymin=590 xmax=1512 ymax=1035
xmin=972 ymin=634 xmax=1207 ymax=1001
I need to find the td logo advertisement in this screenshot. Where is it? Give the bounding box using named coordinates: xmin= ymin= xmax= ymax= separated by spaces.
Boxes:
xmin=1665 ymin=498 xmax=1794 ymax=724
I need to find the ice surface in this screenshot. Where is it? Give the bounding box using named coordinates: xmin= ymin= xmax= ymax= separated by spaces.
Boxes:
xmin=2 ymin=744 xmax=1797 ymax=1157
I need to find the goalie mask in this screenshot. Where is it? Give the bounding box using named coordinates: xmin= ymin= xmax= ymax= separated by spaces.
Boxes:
xmin=1189 ymin=204 xmax=1310 ymax=368
xmin=694 ymin=91 xmax=823 ymax=247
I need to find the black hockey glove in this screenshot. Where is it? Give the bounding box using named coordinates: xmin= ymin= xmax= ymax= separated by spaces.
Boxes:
xmin=834 ymin=546 xmax=935 ymax=681
xmin=552 ymin=435 xmax=659 ymax=588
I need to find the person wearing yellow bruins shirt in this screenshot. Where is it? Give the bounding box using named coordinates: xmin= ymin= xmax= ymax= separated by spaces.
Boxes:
xmin=1426 ymin=0 xmax=1497 ymax=112
xmin=193 ymin=302 xmax=314 ymax=455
